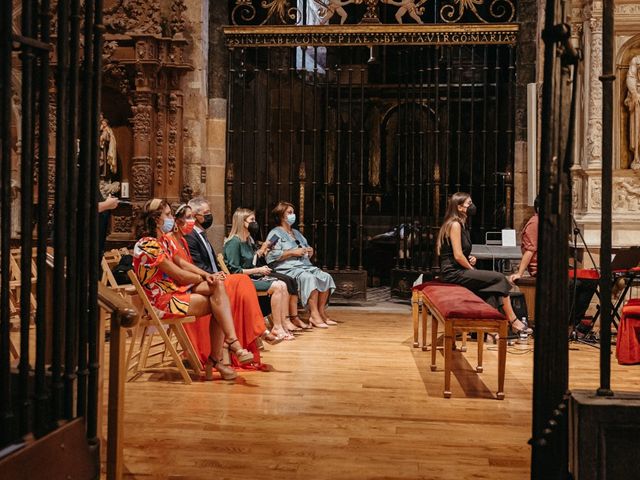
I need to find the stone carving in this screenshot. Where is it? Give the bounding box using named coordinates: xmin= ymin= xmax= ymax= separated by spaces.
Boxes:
xmin=169 ymin=0 xmax=188 ymax=37
xmin=590 ymin=178 xmax=601 ymax=209
xmin=103 ymin=0 xmax=162 ymax=36
xmin=624 ymin=55 xmax=640 ymax=171
xmin=131 ymin=161 xmax=153 ymax=200
xmin=180 ymin=184 xmax=194 ymax=204
xmin=155 ymin=124 xmax=164 ymax=186
xmin=585 ymin=18 xmax=603 ymax=167
xmin=613 ymin=179 xmax=640 ymax=211
xmin=615 ymin=5 xmax=640 ymax=15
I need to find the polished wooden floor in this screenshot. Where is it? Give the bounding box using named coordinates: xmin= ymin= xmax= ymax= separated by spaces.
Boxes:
xmin=105 ymin=304 xmax=640 ymax=480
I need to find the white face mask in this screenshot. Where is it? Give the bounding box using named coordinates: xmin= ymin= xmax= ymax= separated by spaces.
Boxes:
xmin=286 ymin=213 xmax=296 ymax=226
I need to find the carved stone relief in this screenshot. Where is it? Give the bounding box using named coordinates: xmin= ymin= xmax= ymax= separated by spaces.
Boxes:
xmin=585 ymin=11 xmax=603 ymax=167
xmin=131 ymin=161 xmax=153 ymax=200
xmin=589 ymin=178 xmax=602 ymax=209
xmin=613 ymin=178 xmax=640 ymax=212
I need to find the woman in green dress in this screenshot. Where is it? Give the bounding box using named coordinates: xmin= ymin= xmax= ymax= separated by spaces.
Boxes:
xmin=224 ymin=208 xmax=301 ymax=339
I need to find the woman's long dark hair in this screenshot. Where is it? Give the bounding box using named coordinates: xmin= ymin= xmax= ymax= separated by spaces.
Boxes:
xmin=436 ymin=192 xmax=471 ymax=255
xmin=135 ymin=198 xmax=168 ymax=239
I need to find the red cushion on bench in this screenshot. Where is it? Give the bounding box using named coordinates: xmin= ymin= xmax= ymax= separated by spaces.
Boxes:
xmin=413 ymin=281 xmax=505 ymax=320
xmin=623 ymin=298 xmax=640 ymax=317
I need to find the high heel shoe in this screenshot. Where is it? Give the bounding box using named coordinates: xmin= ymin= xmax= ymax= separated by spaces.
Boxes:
xmin=289 ymin=315 xmax=312 ymax=330
xmin=262 ymin=329 xmax=285 ymax=345
xmin=308 ymin=318 xmax=328 ymax=329
xmin=205 ymin=356 xmax=237 ymax=381
xmin=323 ymin=318 xmax=338 ymax=326
xmin=225 ymin=338 xmax=254 ymax=364
xmin=509 ymin=317 xmax=533 ymax=335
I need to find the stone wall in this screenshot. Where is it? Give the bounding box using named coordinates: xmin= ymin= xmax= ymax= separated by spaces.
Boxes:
xmin=571 ymin=0 xmax=640 ymax=249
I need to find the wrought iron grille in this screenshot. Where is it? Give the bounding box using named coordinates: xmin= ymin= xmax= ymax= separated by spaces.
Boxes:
xmin=1 ymin=0 xmax=104 ymax=465
xmin=229 ymin=0 xmax=516 ymax=26
xmin=225 ymin=42 xmax=516 ymax=283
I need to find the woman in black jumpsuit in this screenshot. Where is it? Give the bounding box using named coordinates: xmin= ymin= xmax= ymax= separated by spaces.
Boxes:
xmin=437 ymin=192 xmax=532 ymax=335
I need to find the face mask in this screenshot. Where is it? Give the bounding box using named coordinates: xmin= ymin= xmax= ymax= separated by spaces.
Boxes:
xmin=285 ymin=213 xmax=296 ymax=226
xmin=180 ymin=218 xmax=196 ymax=235
xmin=200 ymin=213 xmax=213 ymax=230
xmin=247 ymin=221 xmax=260 ymax=237
xmin=160 ymin=217 xmax=175 ymax=234
xmin=466 ymin=203 xmax=477 ymax=217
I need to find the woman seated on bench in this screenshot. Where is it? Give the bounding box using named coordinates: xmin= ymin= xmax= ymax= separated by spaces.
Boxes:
xmin=133 ymin=198 xmax=255 ymax=380
xmin=436 ymin=192 xmax=532 ymax=336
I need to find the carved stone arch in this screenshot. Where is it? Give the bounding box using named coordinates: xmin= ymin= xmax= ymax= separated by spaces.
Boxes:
xmin=615 ymin=33 xmax=640 ymax=170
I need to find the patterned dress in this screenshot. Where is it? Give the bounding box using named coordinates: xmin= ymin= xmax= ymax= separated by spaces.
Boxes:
xmin=133 ymin=236 xmax=192 ymax=318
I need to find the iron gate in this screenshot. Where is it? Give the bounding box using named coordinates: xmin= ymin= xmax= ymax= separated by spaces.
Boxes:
xmin=1 ymin=0 xmax=104 ymax=475
xmin=225 ymin=1 xmax=518 ymax=296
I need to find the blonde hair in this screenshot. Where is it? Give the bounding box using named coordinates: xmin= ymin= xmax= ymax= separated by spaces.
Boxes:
xmin=436 ymin=192 xmax=471 ymax=255
xmin=225 ymin=207 xmax=255 ymax=244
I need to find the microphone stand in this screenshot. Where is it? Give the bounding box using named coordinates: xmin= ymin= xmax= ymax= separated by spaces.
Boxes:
xmin=568 ymin=215 xmax=599 ymax=348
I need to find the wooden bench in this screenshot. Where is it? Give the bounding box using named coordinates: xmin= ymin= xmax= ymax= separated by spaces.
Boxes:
xmin=411 ymin=282 xmax=508 ymax=399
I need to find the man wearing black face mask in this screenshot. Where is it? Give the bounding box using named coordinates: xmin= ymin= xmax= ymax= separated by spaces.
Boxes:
xmin=186 ymin=197 xmax=219 ymax=273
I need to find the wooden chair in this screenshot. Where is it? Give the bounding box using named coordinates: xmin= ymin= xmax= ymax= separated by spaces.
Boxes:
xmin=125 ymin=270 xmax=202 ymax=384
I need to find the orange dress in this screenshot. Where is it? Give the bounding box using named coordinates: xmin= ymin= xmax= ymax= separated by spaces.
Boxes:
xmin=162 ymin=233 xmax=267 ymax=369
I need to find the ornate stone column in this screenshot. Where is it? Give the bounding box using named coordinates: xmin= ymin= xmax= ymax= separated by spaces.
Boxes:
xmin=584 ymin=1 xmax=603 ymax=169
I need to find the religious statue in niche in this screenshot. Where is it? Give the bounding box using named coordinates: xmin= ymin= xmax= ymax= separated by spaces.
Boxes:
xmin=99 ymin=113 xmax=120 ymax=199
xmin=382 ymin=0 xmax=426 ymax=24
xmin=99 ymin=113 xmax=118 ymax=178
xmin=624 ymin=55 xmax=640 ymax=171
xmin=314 ymin=0 xmax=355 ymax=24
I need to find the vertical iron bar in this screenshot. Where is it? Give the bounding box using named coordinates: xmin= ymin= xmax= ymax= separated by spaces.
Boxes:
xmin=455 ymin=45 xmax=462 ymax=193
xmin=493 ymin=47 xmax=501 ymax=229
xmin=226 ymin=49 xmax=235 ymax=225
xmin=505 ymin=45 xmax=516 ymax=227
xmin=358 ymin=60 xmax=365 ymax=271
xmin=334 ymin=60 xmax=342 ymax=270
xmin=264 ymin=50 xmax=271 ymax=230
xmin=64 ymin=0 xmax=81 ymax=421
xmin=35 ymin=0 xmax=52 ymax=436
xmin=52 ymin=0 xmax=70 ymax=424
xmin=300 ymin=48 xmax=307 ymax=234
xmin=395 ymin=49 xmax=402 ymax=269
xmin=346 ymin=62 xmax=353 ymax=269
xmin=289 ymin=50 xmax=295 ymax=214
xmin=0 ymin=0 xmax=14 ymax=447
xmin=312 ymin=46 xmax=319 ymax=252
xmin=77 ymin=0 xmax=95 ymax=421
xmin=87 ymin=0 xmax=104 ymax=445
xmin=252 ymin=48 xmax=259 ymax=210
xmin=322 ymin=63 xmax=329 ymax=269
xmin=19 ymin=0 xmax=37 ymax=436
xmin=434 ymin=47 xmax=441 ymax=232
xmin=444 ymin=47 xmax=452 ymax=203
xmin=480 ymin=46 xmax=489 ymax=234
xmin=409 ymin=50 xmax=417 ymax=269
xmin=598 ymin=0 xmax=615 ymax=396
xmin=469 ymin=46 xmax=476 ymax=196
xmin=277 ymin=58 xmax=283 ymax=201
xmin=239 ymin=48 xmax=246 ymax=207
xmin=418 ymin=49 xmax=425 ymax=269
xmin=531 ymin=4 xmax=573 ymax=476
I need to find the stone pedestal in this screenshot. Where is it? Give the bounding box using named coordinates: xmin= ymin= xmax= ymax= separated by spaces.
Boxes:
xmin=570 ymin=390 xmax=640 ymax=480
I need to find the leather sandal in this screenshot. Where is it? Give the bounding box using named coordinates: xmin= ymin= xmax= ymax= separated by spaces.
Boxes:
xmin=225 ymin=338 xmax=254 ymax=364
xmin=205 ymin=356 xmax=237 ymax=381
